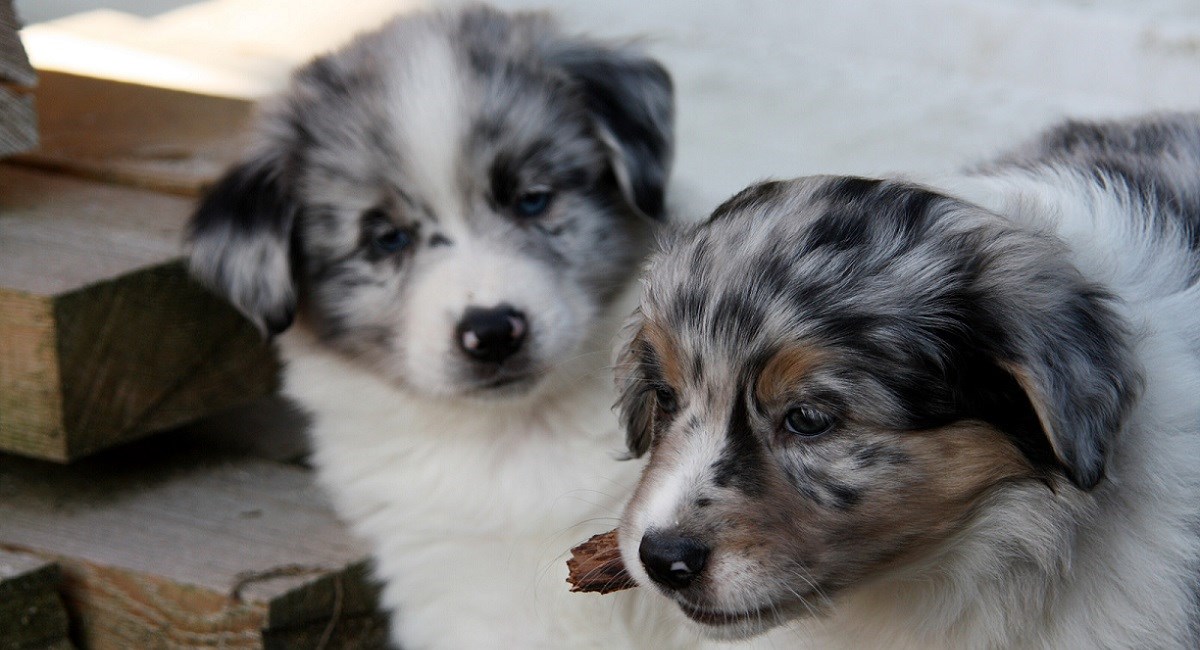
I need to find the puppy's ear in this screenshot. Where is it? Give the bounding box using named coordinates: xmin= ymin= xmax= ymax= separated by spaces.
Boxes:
xmin=974 ymin=231 xmax=1140 ymax=490
xmin=614 ymin=308 xmax=655 ymax=458
xmin=187 ymin=155 xmax=299 ymax=336
xmin=555 ymin=45 xmax=675 ymax=220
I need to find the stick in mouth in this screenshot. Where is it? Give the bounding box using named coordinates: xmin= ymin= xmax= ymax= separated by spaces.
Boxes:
xmin=566 ymin=529 xmax=637 ymax=594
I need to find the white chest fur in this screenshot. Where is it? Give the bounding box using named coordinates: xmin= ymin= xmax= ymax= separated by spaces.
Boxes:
xmin=277 ymin=330 xmax=695 ymax=649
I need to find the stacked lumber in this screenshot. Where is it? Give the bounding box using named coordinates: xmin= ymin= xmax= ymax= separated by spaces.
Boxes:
xmin=0 ymin=419 xmax=385 ymax=649
xmin=19 ymin=0 xmax=425 ymax=100
xmin=0 ymin=0 xmax=36 ymax=156
xmin=17 ymin=70 xmax=255 ymax=195
xmin=0 ymin=4 xmax=393 ymax=646
xmin=0 ymin=550 xmax=73 ymax=649
xmin=0 ymin=161 xmax=279 ymax=462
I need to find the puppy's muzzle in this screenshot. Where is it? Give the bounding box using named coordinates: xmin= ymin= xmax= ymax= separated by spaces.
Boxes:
xmin=639 ymin=529 xmax=710 ymax=590
xmin=456 ymin=304 xmax=527 ymax=364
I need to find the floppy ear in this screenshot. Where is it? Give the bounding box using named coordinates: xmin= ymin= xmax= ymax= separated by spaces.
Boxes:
xmin=973 ymin=233 xmax=1141 ymax=491
xmin=614 ymin=308 xmax=655 ymax=458
xmin=554 ymin=44 xmax=675 ymax=220
xmin=186 ymin=155 xmax=300 ymax=336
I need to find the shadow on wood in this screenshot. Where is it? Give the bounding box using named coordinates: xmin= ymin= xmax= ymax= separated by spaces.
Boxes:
xmin=0 ymin=418 xmax=386 ymax=649
xmin=0 ymin=165 xmax=280 ymax=462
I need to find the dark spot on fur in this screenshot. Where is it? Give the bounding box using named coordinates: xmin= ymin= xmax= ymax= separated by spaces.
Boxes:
xmin=805 ymin=209 xmax=872 ymax=252
xmin=711 ymin=389 xmax=766 ymax=497
xmin=669 ymin=286 xmax=707 ymax=330
xmin=852 ymin=442 xmax=909 ymax=469
xmin=823 ymin=478 xmax=861 ymax=511
xmin=710 ymin=292 xmax=766 ymax=341
xmin=709 ymin=180 xmax=786 ymax=223
xmin=812 ymin=176 xmax=883 ymax=204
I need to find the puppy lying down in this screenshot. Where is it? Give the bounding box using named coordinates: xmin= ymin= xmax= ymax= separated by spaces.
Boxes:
xmin=188 ymin=6 xmax=705 ymax=649
xmin=571 ymin=114 xmax=1200 ymax=649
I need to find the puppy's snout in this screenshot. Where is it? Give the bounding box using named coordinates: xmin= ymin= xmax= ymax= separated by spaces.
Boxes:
xmin=639 ymin=530 xmax=710 ymax=590
xmin=456 ymin=305 xmax=527 ymax=364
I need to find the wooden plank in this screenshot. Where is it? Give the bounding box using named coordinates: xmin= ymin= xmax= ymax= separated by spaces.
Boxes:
xmin=15 ymin=71 xmax=253 ymax=196
xmin=0 ymin=165 xmax=279 ymax=461
xmin=0 ymin=0 xmax=35 ymax=87
xmin=19 ymin=1 xmax=424 ymax=100
xmin=0 ymin=550 xmax=60 ymax=597
xmin=0 ymin=86 xmax=36 ymax=158
xmin=0 ymin=550 xmax=72 ymax=649
xmin=0 ymin=440 xmax=383 ymax=649
xmin=0 ymin=165 xmax=190 ymax=296
xmin=0 ymin=0 xmax=37 ymax=158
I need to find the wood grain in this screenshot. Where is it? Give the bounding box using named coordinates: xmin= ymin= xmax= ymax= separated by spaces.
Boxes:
xmin=15 ymin=71 xmax=253 ymax=196
xmin=0 ymin=0 xmax=37 ymax=158
xmin=0 ymin=165 xmax=279 ymax=461
xmin=0 ymin=549 xmax=72 ymax=649
xmin=0 ymin=444 xmax=383 ymax=649
xmin=0 ymin=0 xmax=35 ymax=87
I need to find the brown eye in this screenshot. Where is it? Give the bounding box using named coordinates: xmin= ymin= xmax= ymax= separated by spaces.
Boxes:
xmin=783 ymin=406 xmax=834 ymax=437
xmin=654 ymin=385 xmax=679 ymax=415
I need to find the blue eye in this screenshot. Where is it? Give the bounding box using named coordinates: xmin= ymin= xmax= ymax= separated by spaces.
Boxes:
xmin=513 ymin=190 xmax=553 ymax=217
xmin=372 ymin=228 xmax=411 ymax=254
xmin=783 ymin=406 xmax=835 ymax=437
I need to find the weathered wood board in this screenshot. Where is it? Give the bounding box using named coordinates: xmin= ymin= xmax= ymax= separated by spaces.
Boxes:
xmin=0 ymin=434 xmax=385 ymax=649
xmin=0 ymin=550 xmax=74 ymax=649
xmin=0 ymin=0 xmax=37 ymax=158
xmin=0 ymin=164 xmax=279 ymax=462
xmin=18 ymin=1 xmax=425 ymax=100
xmin=15 ymin=71 xmax=253 ymax=196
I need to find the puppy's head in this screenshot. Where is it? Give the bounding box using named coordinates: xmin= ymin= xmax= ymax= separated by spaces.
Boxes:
xmin=188 ymin=7 xmax=673 ymax=398
xmin=615 ymin=177 xmax=1140 ymax=638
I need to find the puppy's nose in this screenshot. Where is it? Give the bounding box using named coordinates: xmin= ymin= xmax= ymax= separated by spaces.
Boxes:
xmin=456 ymin=305 xmax=527 ymax=364
xmin=639 ymin=530 xmax=710 ymax=590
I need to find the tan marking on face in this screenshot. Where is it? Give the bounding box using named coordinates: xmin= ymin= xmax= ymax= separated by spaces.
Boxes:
xmin=641 ymin=319 xmax=687 ymax=388
xmin=755 ymin=345 xmax=828 ymax=404
xmin=688 ymin=420 xmax=1038 ymax=599
xmin=831 ymin=421 xmax=1037 ymax=573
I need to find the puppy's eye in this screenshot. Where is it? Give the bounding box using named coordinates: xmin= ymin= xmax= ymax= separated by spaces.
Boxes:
xmin=783 ymin=406 xmax=835 ymax=437
xmin=363 ymin=208 xmax=412 ymax=256
xmin=513 ymin=190 xmax=554 ymax=218
xmin=654 ymin=385 xmax=679 ymax=415
xmin=373 ymin=228 xmax=412 ymax=254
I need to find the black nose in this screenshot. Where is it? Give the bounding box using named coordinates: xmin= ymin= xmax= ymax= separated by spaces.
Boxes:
xmin=456 ymin=305 xmax=527 ymax=364
xmin=639 ymin=530 xmax=710 ymax=590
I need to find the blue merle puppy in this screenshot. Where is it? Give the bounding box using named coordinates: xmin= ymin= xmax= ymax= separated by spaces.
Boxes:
xmin=614 ymin=114 xmax=1200 ymax=648
xmin=187 ymin=6 xmax=693 ymax=649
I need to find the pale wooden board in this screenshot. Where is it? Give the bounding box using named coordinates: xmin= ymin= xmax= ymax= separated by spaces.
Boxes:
xmin=0 ymin=290 xmax=64 ymax=459
xmin=0 ymin=437 xmax=383 ymax=649
xmin=0 ymin=165 xmax=280 ymax=461
xmin=0 ymin=165 xmax=189 ymax=296
xmin=21 ymin=1 xmax=425 ymax=100
xmin=15 ymin=71 xmax=253 ymax=196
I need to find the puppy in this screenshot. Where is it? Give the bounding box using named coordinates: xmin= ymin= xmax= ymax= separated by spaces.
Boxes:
xmin=187 ymin=7 xmax=687 ymax=648
xmin=614 ymin=114 xmax=1200 ymax=648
